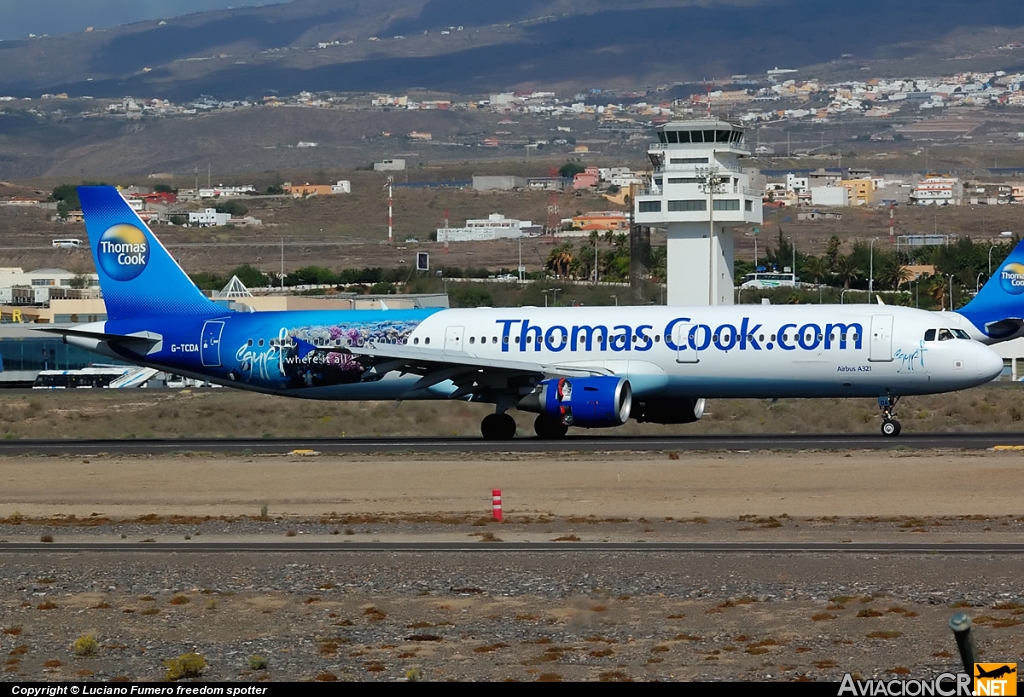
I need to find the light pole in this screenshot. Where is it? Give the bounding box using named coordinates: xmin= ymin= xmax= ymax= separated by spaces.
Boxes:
xmin=610 ymin=294 xmax=618 ymax=307
xmin=989 ymin=244 xmax=998 ymax=276
xmin=697 ymin=166 xmax=727 ymax=305
xmin=976 ymin=272 xmax=983 ymax=295
xmin=551 ymin=287 xmax=562 ymax=307
xmin=869 ymin=237 xmax=879 ymax=304
xmin=947 ymin=274 xmax=954 ymax=311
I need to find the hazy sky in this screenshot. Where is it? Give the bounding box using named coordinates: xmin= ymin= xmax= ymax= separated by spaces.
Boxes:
xmin=0 ymin=0 xmax=285 ymax=41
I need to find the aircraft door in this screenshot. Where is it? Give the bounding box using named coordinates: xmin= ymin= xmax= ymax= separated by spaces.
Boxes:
xmin=673 ymin=322 xmax=699 ymax=364
xmin=445 ymin=326 xmax=465 ymax=352
xmin=201 ymin=320 xmax=225 ymax=367
xmin=868 ymin=314 xmax=894 ymax=362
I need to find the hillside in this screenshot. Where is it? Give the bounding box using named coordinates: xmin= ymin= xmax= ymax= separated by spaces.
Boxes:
xmin=2 ymin=0 xmax=1024 ymax=99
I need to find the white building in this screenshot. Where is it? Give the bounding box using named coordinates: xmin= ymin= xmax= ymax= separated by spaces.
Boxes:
xmin=437 ymin=214 xmax=542 ymax=242
xmin=911 ymin=177 xmax=962 ymax=205
xmin=633 ymin=120 xmax=763 ymax=305
xmin=374 ymin=159 xmax=406 ymax=171
xmin=810 ymin=186 xmax=850 ymax=207
xmin=189 ymin=208 xmax=231 ymax=226
xmin=198 ymin=185 xmax=256 ymax=198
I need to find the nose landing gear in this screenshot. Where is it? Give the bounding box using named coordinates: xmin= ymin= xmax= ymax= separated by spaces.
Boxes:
xmin=878 ymin=394 xmax=901 ymax=437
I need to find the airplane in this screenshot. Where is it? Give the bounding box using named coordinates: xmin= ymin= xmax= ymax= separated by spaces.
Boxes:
xmin=37 ymin=186 xmax=1006 ymax=440
xmin=975 ymin=665 xmax=1016 ymax=680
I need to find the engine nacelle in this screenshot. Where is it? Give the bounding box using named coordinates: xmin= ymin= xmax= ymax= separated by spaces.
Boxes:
xmin=634 ymin=397 xmax=705 ymax=424
xmin=518 ymin=376 xmax=632 ymax=428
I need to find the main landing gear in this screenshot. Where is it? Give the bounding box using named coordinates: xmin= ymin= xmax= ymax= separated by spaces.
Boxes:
xmin=878 ymin=394 xmax=902 ymax=437
xmin=481 ymin=413 xmax=517 ymax=441
xmin=534 ymin=413 xmax=569 ymax=440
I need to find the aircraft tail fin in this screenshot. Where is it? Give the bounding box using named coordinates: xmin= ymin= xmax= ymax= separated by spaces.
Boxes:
xmin=958 ymin=239 xmax=1024 ymax=339
xmin=78 ymin=186 xmax=221 ymax=321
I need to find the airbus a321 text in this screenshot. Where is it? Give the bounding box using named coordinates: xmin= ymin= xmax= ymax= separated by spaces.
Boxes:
xmin=41 ymin=187 xmax=1011 ymax=440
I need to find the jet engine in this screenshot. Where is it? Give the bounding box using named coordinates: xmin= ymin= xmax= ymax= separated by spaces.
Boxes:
xmin=517 ymin=376 xmax=632 ymax=428
xmin=634 ymin=397 xmax=705 ymax=424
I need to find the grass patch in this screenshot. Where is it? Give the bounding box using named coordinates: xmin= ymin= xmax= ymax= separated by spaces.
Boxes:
xmin=164 ymin=653 xmax=206 ymax=681
xmin=74 ymin=635 xmax=99 ymax=657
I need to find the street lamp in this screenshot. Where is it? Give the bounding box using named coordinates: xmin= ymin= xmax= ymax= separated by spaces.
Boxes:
xmin=976 ymin=272 xmax=984 ymax=295
xmin=947 ymin=274 xmax=954 ymax=311
xmin=610 ymin=293 xmax=617 ymax=307
xmin=868 ymin=236 xmax=876 ymax=298
xmin=989 ymin=243 xmax=998 ymax=276
xmin=551 ymin=287 xmax=562 ymax=306
xmin=697 ymin=166 xmax=728 ymax=305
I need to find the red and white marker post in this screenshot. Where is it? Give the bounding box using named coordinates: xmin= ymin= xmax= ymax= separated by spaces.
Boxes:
xmin=492 ymin=489 xmax=503 ymax=522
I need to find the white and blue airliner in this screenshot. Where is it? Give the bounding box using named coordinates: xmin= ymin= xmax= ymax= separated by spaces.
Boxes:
xmin=40 ymin=187 xmax=1012 ymax=439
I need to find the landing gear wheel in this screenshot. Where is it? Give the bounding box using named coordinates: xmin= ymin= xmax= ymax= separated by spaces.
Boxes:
xmin=481 ymin=413 xmax=517 ymax=441
xmin=881 ymin=419 xmax=901 ymax=437
xmin=534 ymin=414 xmax=569 ymax=440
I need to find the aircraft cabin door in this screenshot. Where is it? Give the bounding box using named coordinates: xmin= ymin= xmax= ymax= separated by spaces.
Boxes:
xmin=868 ymin=314 xmax=894 ymax=362
xmin=200 ymin=320 xmax=225 ymax=367
xmin=673 ymin=322 xmax=699 ymax=364
xmin=445 ymin=326 xmax=465 ymax=352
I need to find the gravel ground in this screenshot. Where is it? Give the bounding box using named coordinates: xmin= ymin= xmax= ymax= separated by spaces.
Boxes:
xmin=1 ymin=551 xmax=1022 ymax=682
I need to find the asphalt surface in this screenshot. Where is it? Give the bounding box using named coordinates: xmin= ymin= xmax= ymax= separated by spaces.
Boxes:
xmin=2 ymin=541 xmax=1024 ymax=554
xmin=0 ymin=432 xmax=1022 ymax=455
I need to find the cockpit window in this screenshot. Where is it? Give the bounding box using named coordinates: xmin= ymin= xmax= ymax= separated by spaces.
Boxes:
xmin=924 ymin=329 xmax=936 ymax=342
xmin=952 ymin=329 xmax=971 ymax=339
xmin=938 ymin=329 xmax=954 ymax=341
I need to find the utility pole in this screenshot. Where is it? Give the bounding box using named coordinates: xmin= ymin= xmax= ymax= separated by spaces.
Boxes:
xmin=698 ymin=166 xmax=727 ymax=305
xmin=385 ymin=176 xmax=394 ymax=244
xmin=280 ymin=238 xmax=284 ymax=291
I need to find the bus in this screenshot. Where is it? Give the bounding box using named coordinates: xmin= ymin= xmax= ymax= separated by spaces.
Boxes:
xmin=740 ymin=272 xmax=798 ymax=290
xmin=33 ymin=365 xmax=156 ymax=389
xmin=51 ymin=238 xmax=83 ymax=249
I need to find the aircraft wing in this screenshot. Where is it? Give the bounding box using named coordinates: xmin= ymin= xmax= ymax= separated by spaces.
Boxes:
xmin=347 ymin=341 xmax=611 ymax=401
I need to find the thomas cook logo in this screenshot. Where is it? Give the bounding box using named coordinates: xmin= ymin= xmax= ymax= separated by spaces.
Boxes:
xmin=975 ymin=663 xmax=1017 ymax=696
xmin=98 ymin=224 xmax=149 ymax=281
xmin=999 ymin=262 xmax=1024 ymax=295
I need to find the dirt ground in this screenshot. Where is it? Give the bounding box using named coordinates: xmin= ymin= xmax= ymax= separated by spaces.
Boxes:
xmin=1 ymin=450 xmax=1023 ymax=522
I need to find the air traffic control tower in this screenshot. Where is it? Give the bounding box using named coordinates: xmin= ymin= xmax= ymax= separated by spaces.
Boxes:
xmin=633 ymin=120 xmax=762 ymax=305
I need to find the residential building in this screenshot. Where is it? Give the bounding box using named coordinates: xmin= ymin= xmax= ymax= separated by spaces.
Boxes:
xmin=436 ymin=214 xmax=542 ymax=242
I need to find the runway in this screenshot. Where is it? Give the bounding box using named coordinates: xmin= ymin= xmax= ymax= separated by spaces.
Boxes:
xmin=0 ymin=431 xmax=1022 ymax=455
xmin=3 ymin=541 xmax=1024 ymax=553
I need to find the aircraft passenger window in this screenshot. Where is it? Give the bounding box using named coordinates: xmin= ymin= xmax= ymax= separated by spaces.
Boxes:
xmin=771 ymin=334 xmax=776 ymax=341
xmin=425 ymin=338 xmax=430 ymax=345
xmin=713 ymin=334 xmax=719 ymax=342
xmin=503 ymin=337 xmax=508 ymax=344
xmin=938 ymin=329 xmax=953 ymax=341
xmin=480 ymin=336 xmax=485 ymax=343
xmin=493 ymin=337 xmax=498 ymax=343
xmin=469 ymin=337 xmax=475 ymax=344
xmin=853 ymin=334 xmax=859 ymax=341
xmin=526 ymin=336 xmax=532 ymax=343
xmin=414 ymin=338 xmax=419 ymax=344
xmin=247 ymin=339 xmax=253 ymax=346
xmin=514 ymin=336 xmax=520 ymax=344
xmin=759 ymin=335 xmax=764 ymax=341
xmin=817 ymin=334 xmax=823 ymax=341
xmin=654 ymin=335 xmax=660 ymax=343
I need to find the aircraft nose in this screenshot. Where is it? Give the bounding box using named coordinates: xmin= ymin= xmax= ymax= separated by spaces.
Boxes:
xmin=974 ymin=343 xmax=1004 ymax=382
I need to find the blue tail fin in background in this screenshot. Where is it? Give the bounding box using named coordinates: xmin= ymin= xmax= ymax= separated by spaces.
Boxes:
xmin=78 ymin=186 xmax=221 ymax=321
xmin=958 ymin=239 xmax=1024 ymax=339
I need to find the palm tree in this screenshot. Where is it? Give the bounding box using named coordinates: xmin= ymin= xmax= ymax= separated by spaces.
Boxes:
xmin=833 ymin=254 xmax=861 ymax=290
xmin=803 ymin=256 xmax=831 ymax=286
xmin=879 ymin=259 xmax=912 ymax=291
xmin=546 ymin=244 xmax=574 ymax=278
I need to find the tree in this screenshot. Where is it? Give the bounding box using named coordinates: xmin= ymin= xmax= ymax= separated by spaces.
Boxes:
xmin=547 ymin=243 xmax=574 ymax=278
xmin=559 ymin=162 xmax=585 ymax=179
xmin=215 ymin=200 xmax=248 ymax=217
xmin=229 ymin=264 xmax=267 ymax=288
xmin=68 ymin=274 xmax=91 ymax=289
xmin=153 ymin=183 xmax=174 ymax=193
xmin=834 ymin=255 xmax=861 ymax=290
xmin=803 ymin=256 xmax=831 ymax=286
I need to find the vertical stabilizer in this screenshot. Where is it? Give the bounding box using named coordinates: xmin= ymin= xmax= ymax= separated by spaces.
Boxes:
xmin=78 ymin=186 xmax=221 ymax=320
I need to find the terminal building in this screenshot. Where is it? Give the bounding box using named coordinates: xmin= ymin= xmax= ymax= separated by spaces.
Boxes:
xmin=633 ymin=120 xmax=763 ymax=305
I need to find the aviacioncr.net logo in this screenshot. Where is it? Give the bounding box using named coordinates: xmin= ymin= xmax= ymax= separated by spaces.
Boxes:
xmin=999 ymin=262 xmax=1024 ymax=296
xmin=98 ymin=224 xmax=149 ymax=281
